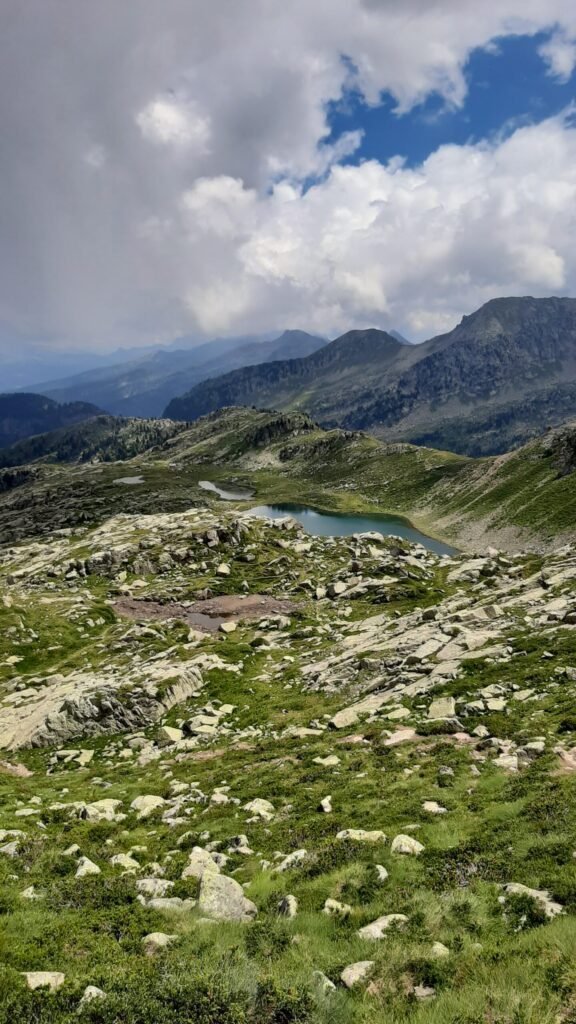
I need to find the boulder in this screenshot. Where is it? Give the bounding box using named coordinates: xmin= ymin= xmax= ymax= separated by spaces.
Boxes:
xmin=75 ymin=856 xmax=101 ymax=878
xmin=358 ymin=913 xmax=408 ymax=940
xmin=340 ymin=961 xmax=375 ymax=988
xmin=278 ymin=894 xmax=298 ymax=917
xmin=130 ymin=794 xmax=166 ymax=819
xmin=23 ymin=972 xmax=65 ymax=991
xmin=198 ymin=872 xmax=257 ymax=921
xmin=391 ymin=834 xmax=425 ymax=856
xmin=336 ymin=829 xmax=386 ymax=843
xmin=142 ymin=932 xmax=178 ymax=954
xmin=181 ymin=847 xmax=220 ymax=880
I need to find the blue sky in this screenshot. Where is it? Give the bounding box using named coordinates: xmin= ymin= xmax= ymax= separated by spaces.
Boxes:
xmin=328 ymin=31 xmax=576 ymax=169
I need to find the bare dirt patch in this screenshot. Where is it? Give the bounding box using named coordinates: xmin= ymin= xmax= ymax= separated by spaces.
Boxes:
xmin=114 ymin=594 xmax=297 ymax=632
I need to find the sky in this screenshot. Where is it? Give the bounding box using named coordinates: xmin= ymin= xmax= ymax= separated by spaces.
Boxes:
xmin=1 ymin=1 xmax=576 ymax=356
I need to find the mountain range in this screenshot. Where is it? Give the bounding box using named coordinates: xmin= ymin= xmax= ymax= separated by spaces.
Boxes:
xmin=165 ymin=297 xmax=576 ymax=455
xmin=27 ymin=330 xmax=327 ymax=418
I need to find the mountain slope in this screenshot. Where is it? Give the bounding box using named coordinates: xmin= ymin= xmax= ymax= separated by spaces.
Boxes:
xmin=33 ymin=330 xmax=326 ymax=418
xmin=165 ymin=328 xmax=405 ymax=422
xmin=0 ymin=415 xmax=188 ymax=468
xmin=165 ymin=298 xmax=576 ymax=455
xmin=0 ymin=393 xmax=103 ymax=448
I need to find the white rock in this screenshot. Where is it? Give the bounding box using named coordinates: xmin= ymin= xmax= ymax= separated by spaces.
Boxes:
xmin=358 ymin=913 xmax=408 ymax=940
xmin=75 ymin=856 xmax=101 ymax=878
xmin=274 ymin=849 xmax=307 ymax=873
xmin=278 ymin=894 xmax=298 ymax=917
xmin=391 ymin=834 xmax=425 ymax=856
xmin=130 ymin=794 xmax=166 ymax=819
xmin=142 ymin=932 xmax=178 ymax=954
xmin=340 ymin=961 xmax=375 ymax=988
xmin=198 ymin=872 xmax=257 ymax=921
xmin=336 ymin=829 xmax=386 ymax=843
xmin=243 ymin=798 xmax=275 ymax=821
xmin=23 ymin=972 xmax=65 ymax=991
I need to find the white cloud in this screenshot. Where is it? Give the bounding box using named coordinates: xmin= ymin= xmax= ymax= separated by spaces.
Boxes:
xmin=539 ymin=29 xmax=576 ymax=81
xmin=0 ymin=1 xmax=576 ymax=350
xmin=137 ymin=96 xmax=211 ymax=151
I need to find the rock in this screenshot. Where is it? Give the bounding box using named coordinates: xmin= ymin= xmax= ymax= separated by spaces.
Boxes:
xmin=414 ymin=984 xmax=436 ymax=1000
xmin=422 ymin=801 xmax=447 ymax=814
xmin=431 ymin=942 xmax=450 ymax=958
xmin=274 ymin=849 xmax=307 ymax=872
xmin=198 ymin=872 xmax=257 ymax=921
xmin=501 ymin=883 xmax=563 ymax=919
xmin=391 ymin=834 xmax=425 ymax=856
xmin=323 ymin=898 xmax=351 ymax=917
xmin=75 ymin=856 xmax=101 ymax=878
xmin=375 ymin=864 xmax=389 ymax=883
xmin=23 ymin=972 xmax=65 ymax=991
xmin=136 ymin=877 xmax=174 ymax=899
xmin=319 ymin=796 xmax=332 ymax=813
xmin=340 ymin=961 xmax=375 ymax=988
xmin=357 ymin=913 xmax=408 ymax=939
xmin=142 ymin=932 xmax=178 ymax=954
xmin=329 ymin=707 xmax=360 ymax=730
xmin=336 ymin=828 xmax=386 ymax=843
xmin=313 ymin=755 xmax=340 ymax=766
xmin=494 ymin=753 xmax=518 ymax=772
xmin=278 ymin=894 xmax=298 ymax=917
xmin=216 ymin=564 xmax=231 ymax=577
xmin=327 ymin=580 xmax=347 ymax=598
xmin=382 ymin=727 xmax=417 ymax=747
xmin=219 ymin=621 xmax=237 ymax=634
xmin=147 ymin=897 xmax=196 ymax=912
xmin=130 ymin=794 xmax=166 ymax=819
xmin=110 ymin=852 xmax=140 ymax=871
xmin=312 ymin=970 xmax=336 ymax=996
xmin=244 ymin=797 xmax=275 ymax=821
xmin=78 ymin=986 xmax=106 ymax=1008
xmin=80 ymin=798 xmax=122 ymax=822
xmin=157 ymin=726 xmax=183 ymax=746
xmin=181 ymin=847 xmax=220 ymax=880
xmin=428 ymin=696 xmax=456 ymax=720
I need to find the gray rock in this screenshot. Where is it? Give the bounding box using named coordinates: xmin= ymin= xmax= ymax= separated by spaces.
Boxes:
xmin=198 ymin=872 xmax=257 ymax=921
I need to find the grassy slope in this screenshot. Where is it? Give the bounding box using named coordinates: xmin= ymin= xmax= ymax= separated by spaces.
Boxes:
xmin=0 ymin=408 xmax=574 ymax=551
xmin=1 ymin=512 xmax=576 ymax=1022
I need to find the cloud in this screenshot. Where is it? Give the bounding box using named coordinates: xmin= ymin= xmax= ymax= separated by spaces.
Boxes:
xmin=179 ymin=112 xmax=576 ymax=339
xmin=0 ymin=1 xmax=575 ymax=350
xmin=539 ymin=29 xmax=576 ymax=82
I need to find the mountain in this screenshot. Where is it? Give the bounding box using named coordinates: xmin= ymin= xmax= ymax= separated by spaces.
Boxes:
xmin=165 ymin=328 xmax=406 ymax=423
xmin=29 ymin=330 xmax=326 ymax=418
xmin=0 ymin=393 xmax=103 ymax=448
xmin=0 ymin=415 xmax=187 ymax=468
xmin=164 ymin=297 xmax=576 ymax=455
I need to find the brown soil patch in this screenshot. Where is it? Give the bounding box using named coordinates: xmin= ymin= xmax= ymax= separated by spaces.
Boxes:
xmin=114 ymin=594 xmax=297 ymax=632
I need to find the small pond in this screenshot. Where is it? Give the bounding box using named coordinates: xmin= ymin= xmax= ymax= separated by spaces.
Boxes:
xmin=199 ymin=480 xmax=254 ymax=500
xmin=249 ymin=503 xmax=456 ymax=556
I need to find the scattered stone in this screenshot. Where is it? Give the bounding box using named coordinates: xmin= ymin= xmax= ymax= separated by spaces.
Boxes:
xmin=278 ymin=894 xmax=298 ymax=917
xmin=391 ymin=834 xmax=425 ymax=856
xmin=358 ymin=913 xmax=408 ymax=940
xmin=340 ymin=961 xmax=375 ymax=988
xmin=198 ymin=872 xmax=257 ymax=921
xmin=23 ymin=972 xmax=65 ymax=991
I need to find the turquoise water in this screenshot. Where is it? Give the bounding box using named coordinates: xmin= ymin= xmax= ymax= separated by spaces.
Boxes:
xmin=250 ymin=503 xmax=456 ymax=556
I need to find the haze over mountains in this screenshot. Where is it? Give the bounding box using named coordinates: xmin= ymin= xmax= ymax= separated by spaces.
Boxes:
xmin=165 ymin=297 xmax=576 ymax=455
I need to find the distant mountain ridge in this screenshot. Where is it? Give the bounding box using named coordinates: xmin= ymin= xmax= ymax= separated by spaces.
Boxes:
xmin=28 ymin=330 xmax=327 ymax=418
xmin=0 ymin=415 xmax=187 ymax=468
xmin=0 ymin=393 xmax=103 ymax=449
xmin=164 ymin=297 xmax=576 ymax=455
